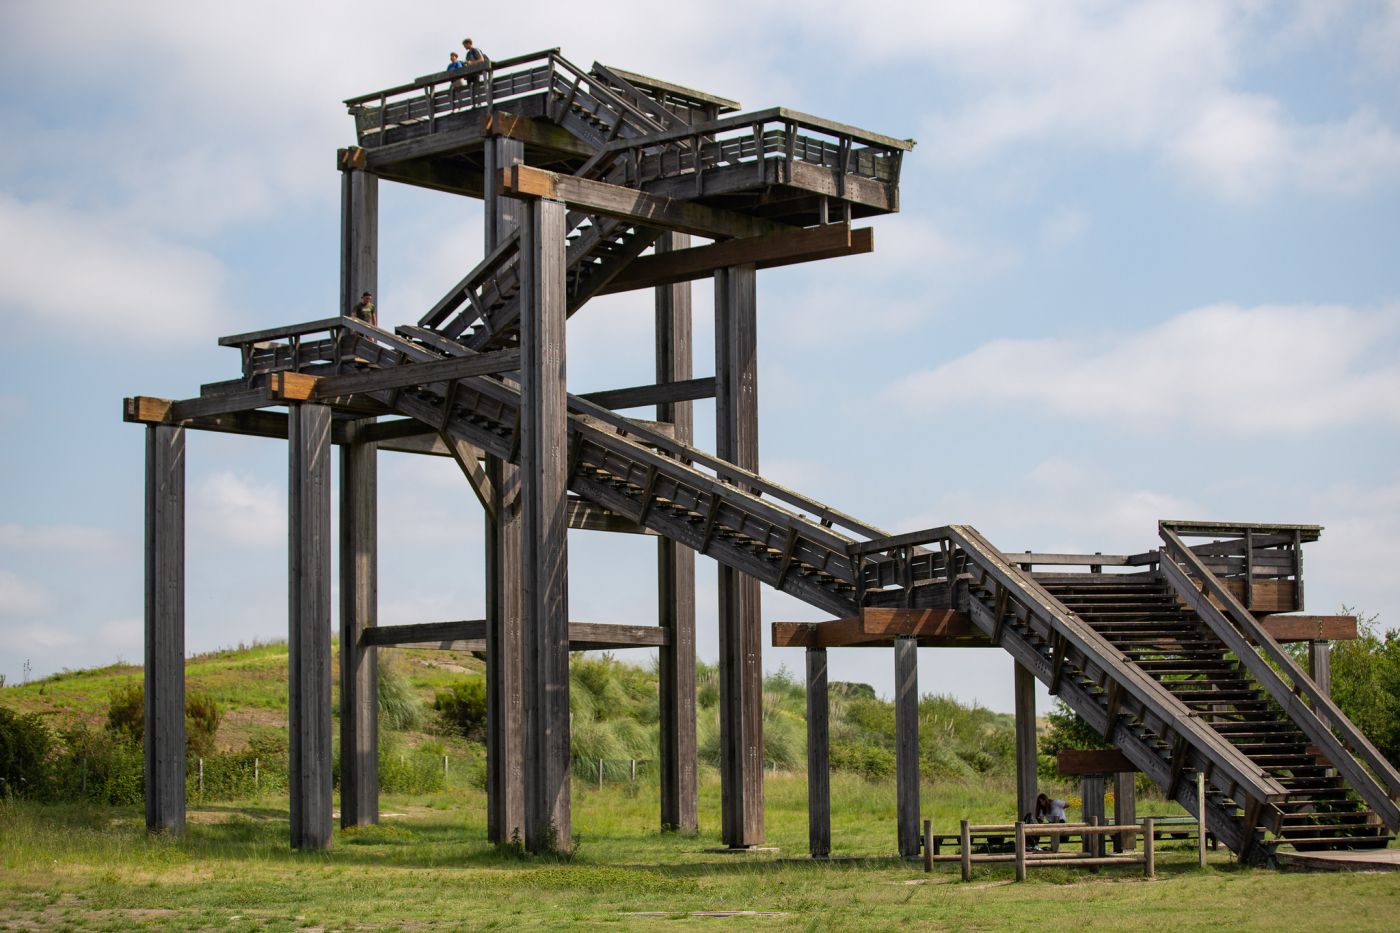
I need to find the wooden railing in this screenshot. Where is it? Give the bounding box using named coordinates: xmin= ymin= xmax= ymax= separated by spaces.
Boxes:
xmin=1162 ymin=520 xmax=1314 ymax=613
xmin=1158 ymin=524 xmax=1400 ymax=829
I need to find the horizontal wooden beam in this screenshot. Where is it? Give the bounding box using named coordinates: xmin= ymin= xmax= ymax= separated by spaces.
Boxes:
xmin=579 ymin=376 xmax=716 ymax=411
xmin=500 ymin=165 xmax=786 ymax=240
xmin=312 ymin=348 xmax=521 ymax=398
xmin=1257 ymin=615 xmax=1358 ymax=642
xmin=772 ymin=608 xmax=983 ymax=649
xmin=486 ymin=112 xmax=597 ymax=159
xmin=567 ymin=498 xmax=655 ymax=535
xmin=1057 ymin=749 xmax=1139 ymax=775
xmin=363 ymin=619 xmax=668 ymax=650
xmin=597 ymin=224 xmax=873 ymax=295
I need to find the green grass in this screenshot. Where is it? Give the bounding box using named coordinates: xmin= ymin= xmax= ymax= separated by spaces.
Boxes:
xmin=2 ymin=773 xmax=1396 ymax=931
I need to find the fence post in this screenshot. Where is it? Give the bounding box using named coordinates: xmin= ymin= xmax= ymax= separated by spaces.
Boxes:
xmin=959 ymin=819 xmax=972 ymax=882
xmin=1197 ymin=772 xmax=1208 ymax=868
xmin=444 ymin=755 xmax=449 ymax=786
xmin=1015 ymin=821 xmax=1027 ymax=882
xmin=1144 ymin=818 xmax=1155 ymax=879
xmin=254 ymin=757 xmax=260 ymax=791
xmin=598 ymin=758 xmax=604 ymax=789
xmin=630 ymin=759 xmax=636 ymax=783
xmin=198 ymin=758 xmax=204 ymax=799
xmin=923 ymin=819 xmax=933 ymax=873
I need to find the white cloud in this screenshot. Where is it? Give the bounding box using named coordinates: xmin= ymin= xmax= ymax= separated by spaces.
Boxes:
xmin=0 ymin=523 xmax=126 ymax=556
xmin=886 ymin=303 xmax=1400 ymax=436
xmin=0 ymin=571 xmax=51 ymax=616
xmin=193 ymin=471 xmax=284 ymax=548
xmin=2 ymin=622 xmax=77 ymax=652
xmin=98 ymin=618 xmax=143 ymax=654
xmin=0 ymin=195 xmax=229 ymax=344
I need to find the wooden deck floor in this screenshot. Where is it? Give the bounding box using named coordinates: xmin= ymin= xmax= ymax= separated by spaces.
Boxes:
xmin=1276 ymin=846 xmax=1400 ymax=871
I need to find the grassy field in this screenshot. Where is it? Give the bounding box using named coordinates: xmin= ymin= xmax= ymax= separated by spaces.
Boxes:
xmin=3 ymin=771 xmax=1398 ymax=931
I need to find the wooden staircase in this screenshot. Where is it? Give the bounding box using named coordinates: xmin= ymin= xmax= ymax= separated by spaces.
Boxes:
xmin=1042 ymin=574 xmax=1394 ymax=853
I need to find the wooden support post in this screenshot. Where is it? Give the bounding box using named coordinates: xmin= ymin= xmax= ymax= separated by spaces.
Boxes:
xmin=519 ymin=196 xmax=571 ymax=854
xmin=485 ymin=135 xmax=526 ymax=847
xmin=289 ymin=403 xmax=334 ymax=850
xmin=1308 ymin=640 xmax=1332 ymax=696
xmin=959 ymin=819 xmax=972 ymax=882
xmin=656 ymin=232 xmax=698 ymax=835
xmin=1143 ymin=818 xmax=1156 ymax=879
xmin=340 ymin=158 xmax=378 ymax=318
xmin=1114 ymin=770 xmax=1137 ymax=852
xmin=1081 ymin=775 xmax=1106 ymax=855
xmin=1196 ymin=771 xmax=1208 ymax=868
xmin=1013 ymin=661 xmax=1037 ymax=822
xmin=338 ymin=419 xmax=378 ymax=828
xmin=922 ymin=819 xmax=933 ymax=873
xmin=806 ymin=646 xmax=831 ymax=859
xmin=144 ymin=425 xmax=186 ymax=835
xmin=1014 ymin=821 xmax=1027 ymax=882
xmin=894 ymin=636 xmax=920 ymax=858
xmin=715 ymin=263 xmax=763 ymax=848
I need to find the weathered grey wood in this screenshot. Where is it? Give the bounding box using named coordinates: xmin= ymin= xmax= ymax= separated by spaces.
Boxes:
xmin=1114 ymin=771 xmax=1137 ymax=852
xmin=519 ymin=196 xmax=571 ymax=853
xmin=339 ymin=420 xmax=378 ymax=828
xmin=443 ymin=434 xmax=495 ymax=517
xmin=656 ymin=232 xmax=698 ymax=835
xmin=314 ymin=348 xmax=521 ymax=398
xmin=959 ymin=820 xmax=972 ymax=882
xmin=341 ymin=167 xmax=377 ymax=317
xmin=894 ymin=636 xmax=920 ymax=858
xmin=1080 ymin=775 xmax=1106 ymax=855
xmin=1196 ymin=771 xmax=1208 ymax=867
xmin=483 ymin=134 xmax=526 ymax=848
xmin=806 ymin=647 xmax=831 ymax=858
xmin=144 ymin=425 xmax=186 ymax=835
xmin=715 ymin=263 xmax=764 ymax=848
xmin=288 ymin=404 xmax=334 ymax=850
xmin=581 ymin=376 xmax=716 ymax=412
xmin=1015 ymin=822 xmax=1027 ymax=882
xmin=1309 ymin=640 xmax=1332 ymax=696
xmin=1143 ymin=818 xmax=1156 ymax=878
xmin=1014 ymin=661 xmax=1037 ymax=822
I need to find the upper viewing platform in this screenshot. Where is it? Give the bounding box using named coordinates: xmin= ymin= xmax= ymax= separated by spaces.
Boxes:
xmin=344 ymin=48 xmax=913 ymax=225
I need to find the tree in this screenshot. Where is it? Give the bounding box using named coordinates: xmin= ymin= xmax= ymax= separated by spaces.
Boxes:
xmin=1325 ymin=609 xmax=1400 ymax=767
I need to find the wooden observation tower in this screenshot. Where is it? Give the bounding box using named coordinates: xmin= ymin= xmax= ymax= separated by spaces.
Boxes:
xmin=126 ymin=49 xmax=1398 ymax=863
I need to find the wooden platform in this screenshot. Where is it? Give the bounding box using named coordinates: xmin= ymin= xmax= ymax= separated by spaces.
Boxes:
xmin=1275 ymin=846 xmax=1400 ymax=871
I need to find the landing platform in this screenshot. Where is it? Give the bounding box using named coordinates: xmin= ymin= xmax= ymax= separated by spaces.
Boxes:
xmin=1275 ymin=846 xmax=1400 ymax=871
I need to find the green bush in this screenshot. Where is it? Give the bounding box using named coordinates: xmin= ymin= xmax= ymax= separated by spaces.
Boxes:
xmin=103 ymin=681 xmax=222 ymax=756
xmin=378 ymin=655 xmax=423 ymax=731
xmin=51 ymin=724 xmax=144 ymax=805
xmin=0 ymin=706 xmax=52 ymax=798
xmin=377 ymin=734 xmax=445 ymax=794
xmin=830 ymin=741 xmax=894 ymax=779
xmin=434 ymin=677 xmax=487 ymax=742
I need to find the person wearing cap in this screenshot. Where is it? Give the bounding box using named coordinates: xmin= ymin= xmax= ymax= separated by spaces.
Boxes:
xmin=351 ymin=291 xmax=376 ymax=326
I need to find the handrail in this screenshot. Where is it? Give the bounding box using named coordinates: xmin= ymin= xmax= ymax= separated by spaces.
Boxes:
xmin=344 ymin=48 xmax=560 ymax=106
xmin=946 ymin=524 xmax=1288 ymax=814
xmin=1161 ymin=520 xmax=1322 ymax=543
xmin=592 ymin=106 xmax=915 ymax=156
xmin=1159 ymin=526 xmax=1400 ymax=827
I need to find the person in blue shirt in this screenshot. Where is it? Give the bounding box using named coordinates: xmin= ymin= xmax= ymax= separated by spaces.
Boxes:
xmin=446 ymin=51 xmax=464 ymax=73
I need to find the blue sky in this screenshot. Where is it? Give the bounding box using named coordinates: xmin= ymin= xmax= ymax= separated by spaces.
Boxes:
xmin=2 ymin=1 xmax=1398 ymax=714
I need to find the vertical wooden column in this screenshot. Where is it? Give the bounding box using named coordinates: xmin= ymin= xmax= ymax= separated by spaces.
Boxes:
xmin=339 ymin=150 xmax=378 ymax=315
xmin=894 ymin=636 xmax=920 ymax=858
xmin=1080 ymin=774 xmax=1106 ymax=855
xmin=656 ymin=231 xmax=698 ymax=834
xmin=1308 ymin=641 xmax=1332 ymax=696
xmin=715 ymin=263 xmax=764 ymax=848
xmin=338 ymin=420 xmax=378 ymax=828
xmin=289 ymin=403 xmax=334 ymax=850
xmin=144 ymin=424 xmax=186 ymax=834
xmin=806 ymin=646 xmax=831 ymax=858
xmin=519 ymin=196 xmax=571 ymax=853
xmin=1114 ymin=771 xmax=1137 ymax=851
xmin=484 ymin=135 xmax=526 ymax=846
xmin=1013 ymin=662 xmax=1038 ymax=821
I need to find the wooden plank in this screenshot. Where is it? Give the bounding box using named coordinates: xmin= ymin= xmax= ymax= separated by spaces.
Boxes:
xmin=1014 ymin=662 xmax=1037 ymax=822
xmin=894 ymin=636 xmax=920 ymax=858
xmin=144 ymin=425 xmax=186 ymax=835
xmin=363 ymin=619 xmax=486 ymax=647
xmin=270 ymin=371 xmax=320 ymax=401
xmin=598 ymin=225 xmax=873 ymax=295
xmin=501 ymin=165 xmax=787 ymax=240
xmin=519 ymin=197 xmax=572 ymax=853
xmin=443 ymin=434 xmax=495 ymax=518
xmin=567 ymin=623 xmax=669 ymax=650
xmin=715 ymin=262 xmax=764 ymax=849
xmin=312 ymin=348 xmax=521 ymax=398
xmin=365 ymin=619 xmax=665 ymax=650
xmin=486 ymin=111 xmax=597 ymax=160
xmin=1057 ymin=749 xmax=1139 ymax=775
xmin=338 ymin=419 xmax=378 ymax=828
xmin=656 ymin=230 xmax=698 ymax=836
xmin=167 ymin=389 xmax=275 ymax=422
xmin=770 ymin=609 xmax=979 ymax=648
xmin=599 ymin=64 xmax=741 ymax=111
xmin=566 ymin=498 xmax=654 ymax=534
xmin=288 ymin=404 xmax=334 ymax=850
xmin=579 ymin=376 xmax=716 ymax=411
xmin=126 ymin=396 xmax=173 ymax=424
xmin=1309 ymin=640 xmax=1332 ymax=697
xmin=1114 ymin=772 xmax=1137 ymax=852
xmin=1257 ymin=614 xmax=1357 ymax=642
xmin=340 ymin=165 xmax=377 ymax=322
xmin=218 ymin=317 xmax=344 ymax=348
xmin=806 ymin=647 xmax=831 ymax=859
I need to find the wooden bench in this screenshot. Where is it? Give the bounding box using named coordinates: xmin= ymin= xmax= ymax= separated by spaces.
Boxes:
xmin=924 ymin=819 xmax=1156 ymax=882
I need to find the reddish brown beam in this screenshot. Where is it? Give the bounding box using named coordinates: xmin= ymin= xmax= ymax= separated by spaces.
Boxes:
xmin=597 ymin=225 xmax=873 ymax=295
xmin=1257 ymin=615 xmax=1357 ymax=642
xmin=1057 ymin=749 xmax=1139 ymax=775
xmin=772 ymin=608 xmax=983 ymax=648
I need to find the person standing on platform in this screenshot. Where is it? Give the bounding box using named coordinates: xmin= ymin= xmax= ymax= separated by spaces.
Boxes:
xmin=351 ymin=291 xmax=376 ymax=327
xmin=446 ymin=51 xmax=464 ymax=74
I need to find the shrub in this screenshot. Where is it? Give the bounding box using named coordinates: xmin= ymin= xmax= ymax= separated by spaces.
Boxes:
xmin=0 ymin=706 xmax=52 ymax=798
xmin=830 ymin=741 xmax=894 ymax=779
xmin=51 ymin=724 xmax=143 ymax=805
xmin=106 ymin=682 xmax=145 ymax=744
xmin=104 ymin=682 xmax=222 ymax=756
xmin=377 ymin=655 xmax=423 ymax=731
xmin=185 ymin=691 xmax=223 ymax=757
xmin=434 ymin=678 xmax=487 ymax=742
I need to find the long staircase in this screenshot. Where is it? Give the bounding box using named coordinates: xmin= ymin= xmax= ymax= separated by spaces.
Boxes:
xmin=209 ymin=52 xmax=1400 ymax=865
